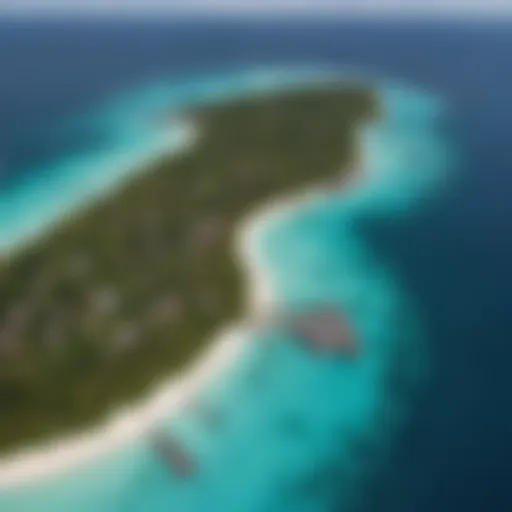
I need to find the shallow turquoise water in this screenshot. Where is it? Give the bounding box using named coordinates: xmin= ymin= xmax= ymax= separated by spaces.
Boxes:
xmin=0 ymin=69 xmax=451 ymax=511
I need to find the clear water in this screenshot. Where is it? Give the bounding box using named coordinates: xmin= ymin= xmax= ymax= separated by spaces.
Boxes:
xmin=0 ymin=69 xmax=451 ymax=511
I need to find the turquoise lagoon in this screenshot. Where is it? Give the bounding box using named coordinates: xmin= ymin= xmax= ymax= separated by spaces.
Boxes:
xmin=0 ymin=69 xmax=452 ymax=511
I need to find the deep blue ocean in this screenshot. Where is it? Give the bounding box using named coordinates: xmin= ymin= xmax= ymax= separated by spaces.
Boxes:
xmin=1 ymin=18 xmax=512 ymax=511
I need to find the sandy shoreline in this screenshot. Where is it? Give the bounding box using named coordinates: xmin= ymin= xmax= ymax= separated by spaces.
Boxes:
xmin=0 ymin=325 xmax=244 ymax=488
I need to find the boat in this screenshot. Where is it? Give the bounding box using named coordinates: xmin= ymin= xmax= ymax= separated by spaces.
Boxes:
xmin=281 ymin=306 xmax=358 ymax=356
xmin=149 ymin=430 xmax=196 ymax=478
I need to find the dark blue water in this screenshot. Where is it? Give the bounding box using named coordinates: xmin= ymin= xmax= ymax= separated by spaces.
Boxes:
xmin=1 ymin=18 xmax=512 ymax=511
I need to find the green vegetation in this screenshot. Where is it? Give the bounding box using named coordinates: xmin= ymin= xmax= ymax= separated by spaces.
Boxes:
xmin=0 ymin=85 xmax=375 ymax=452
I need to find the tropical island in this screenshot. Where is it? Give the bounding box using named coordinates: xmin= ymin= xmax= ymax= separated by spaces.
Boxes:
xmin=0 ymin=84 xmax=375 ymax=454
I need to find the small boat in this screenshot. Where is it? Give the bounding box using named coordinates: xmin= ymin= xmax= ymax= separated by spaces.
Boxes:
xmin=283 ymin=307 xmax=358 ymax=356
xmin=149 ymin=430 xmax=196 ymax=478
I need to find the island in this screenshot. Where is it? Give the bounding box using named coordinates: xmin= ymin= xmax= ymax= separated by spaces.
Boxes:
xmin=0 ymin=84 xmax=375 ymax=454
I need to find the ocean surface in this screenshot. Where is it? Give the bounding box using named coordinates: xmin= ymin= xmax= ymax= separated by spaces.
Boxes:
xmin=1 ymin=18 xmax=512 ymax=512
